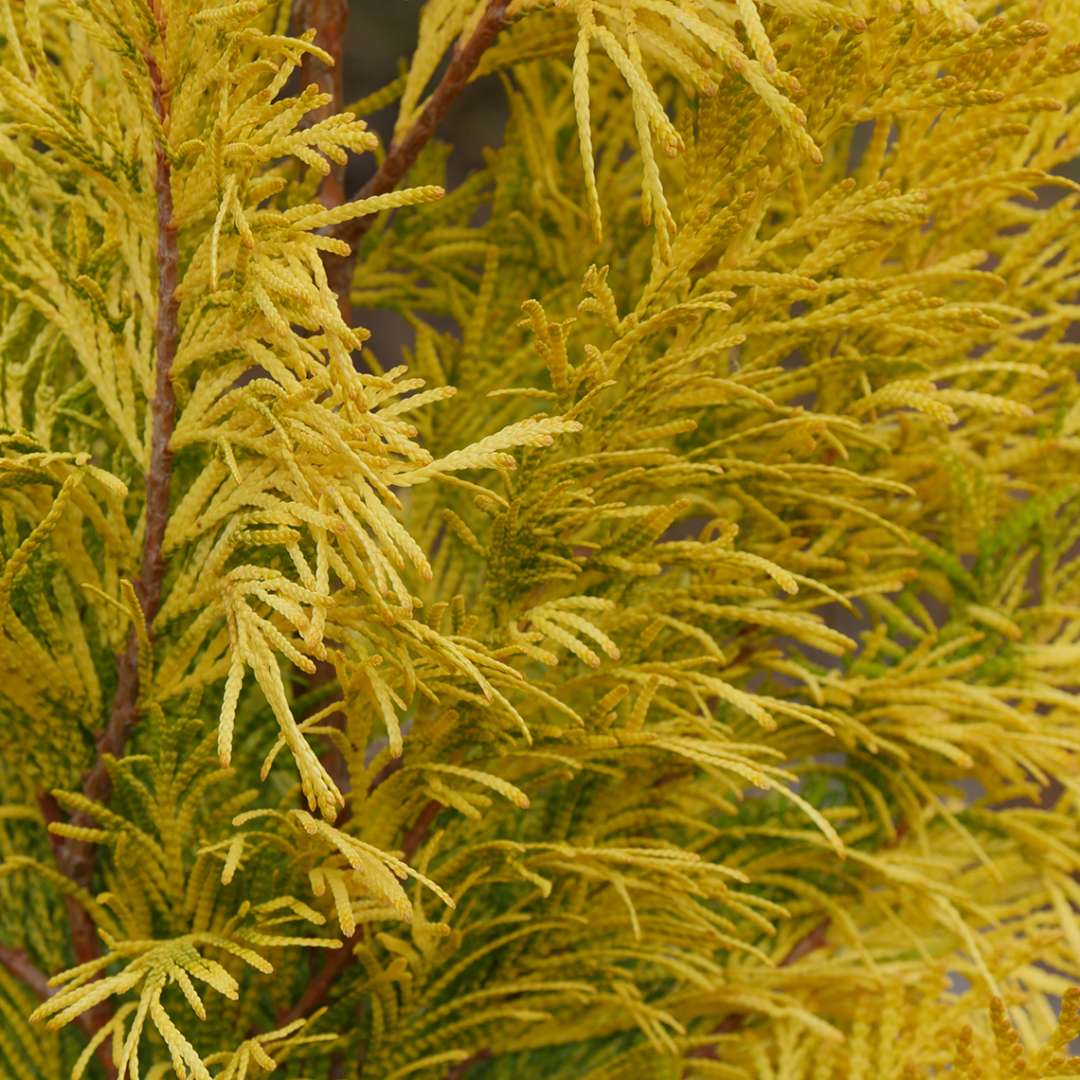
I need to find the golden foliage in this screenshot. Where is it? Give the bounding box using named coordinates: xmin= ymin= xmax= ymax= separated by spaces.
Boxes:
xmin=1 ymin=0 xmax=1080 ymax=1076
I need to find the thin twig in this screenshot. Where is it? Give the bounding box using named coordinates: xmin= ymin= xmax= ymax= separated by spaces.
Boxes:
xmin=445 ymin=1049 xmax=493 ymax=1080
xmin=57 ymin=41 xmax=179 ymax=891
xmin=34 ymin=25 xmax=180 ymax=1078
xmin=0 ymin=945 xmax=51 ymax=1001
xmin=36 ymin=792 xmax=102 ymax=978
xmin=684 ymin=919 xmax=832 ymax=1064
xmin=778 ymin=918 xmax=830 ymax=967
xmin=0 ymin=939 xmax=114 ymax=1072
xmin=323 ymin=0 xmax=511 ymax=301
xmin=401 ymin=799 xmax=443 ymax=863
xmin=276 ymin=927 xmax=357 ymax=1029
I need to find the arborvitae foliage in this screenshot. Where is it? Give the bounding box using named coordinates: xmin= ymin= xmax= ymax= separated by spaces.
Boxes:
xmin=1 ymin=0 xmax=1080 ymax=1076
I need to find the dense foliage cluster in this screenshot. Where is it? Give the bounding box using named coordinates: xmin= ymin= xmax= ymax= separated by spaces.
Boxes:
xmin=2 ymin=0 xmax=1080 ymax=1076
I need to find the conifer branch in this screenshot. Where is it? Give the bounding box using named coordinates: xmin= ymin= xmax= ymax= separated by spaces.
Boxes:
xmin=323 ymin=0 xmax=510 ymax=300
xmin=681 ymin=821 xmax=898 ymax=1059
xmin=277 ymin=770 xmax=435 ymax=1029
xmin=56 ymin=33 xmax=178 ymax=888
xmin=36 ymin=27 xmax=178 ymax=1078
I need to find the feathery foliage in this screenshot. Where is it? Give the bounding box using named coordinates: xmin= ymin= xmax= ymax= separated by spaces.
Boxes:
xmin=2 ymin=0 xmax=1080 ymax=1076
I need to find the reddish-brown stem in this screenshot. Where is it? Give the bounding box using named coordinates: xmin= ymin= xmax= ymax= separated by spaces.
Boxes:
xmin=40 ymin=803 xmax=115 ymax=1075
xmin=295 ymin=0 xmax=349 ymax=209
xmin=0 ymin=934 xmax=114 ymax=1073
xmin=57 ymin=43 xmax=178 ymax=887
xmin=0 ymin=945 xmax=50 ymax=1001
xmin=37 ymin=793 xmax=98 ymax=954
xmin=778 ymin=919 xmax=830 ymax=968
xmin=401 ymin=799 xmax=443 ymax=862
xmin=0 ymin=942 xmax=105 ymax=1043
xmin=323 ymin=0 xmax=510 ymax=301
xmin=277 ymin=927 xmax=358 ymax=1028
xmin=343 ymin=0 xmax=510 ymax=235
xmin=32 ymin=31 xmax=178 ymax=1080
xmin=140 ymin=50 xmax=180 ymax=632
xmin=293 ymin=0 xmax=350 ymax=328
